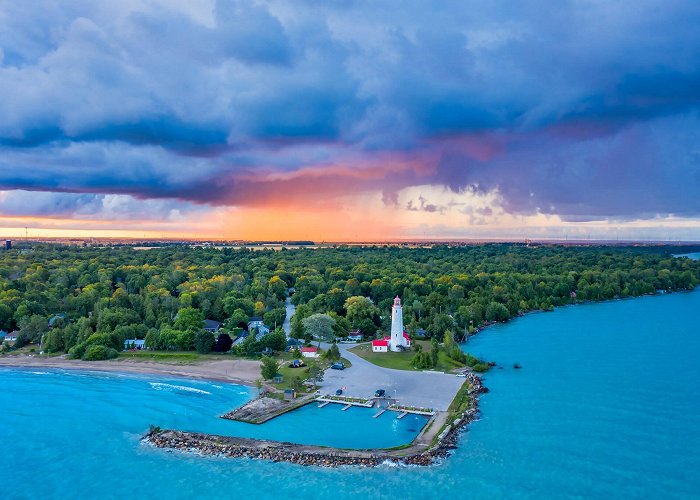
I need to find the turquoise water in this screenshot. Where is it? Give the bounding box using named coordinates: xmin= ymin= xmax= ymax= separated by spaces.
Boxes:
xmin=2 ymin=291 xmax=700 ymax=499
xmin=676 ymin=252 xmax=700 ymax=260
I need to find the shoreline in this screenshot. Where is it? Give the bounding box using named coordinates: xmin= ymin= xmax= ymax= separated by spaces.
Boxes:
xmin=0 ymin=355 xmax=262 ymax=387
xmin=144 ymin=371 xmax=486 ymax=468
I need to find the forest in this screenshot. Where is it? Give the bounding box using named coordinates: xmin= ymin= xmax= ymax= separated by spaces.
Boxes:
xmin=1 ymin=243 xmax=698 ymax=360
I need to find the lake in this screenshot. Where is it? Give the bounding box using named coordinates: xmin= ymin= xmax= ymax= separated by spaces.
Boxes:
xmin=1 ymin=290 xmax=699 ymax=499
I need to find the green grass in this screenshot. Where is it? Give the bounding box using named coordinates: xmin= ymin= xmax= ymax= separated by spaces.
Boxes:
xmin=118 ymin=351 xmax=202 ymax=363
xmin=349 ymin=341 xmax=464 ymax=372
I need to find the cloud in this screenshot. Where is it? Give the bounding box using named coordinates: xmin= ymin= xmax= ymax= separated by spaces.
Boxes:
xmin=0 ymin=0 xmax=699 ymax=226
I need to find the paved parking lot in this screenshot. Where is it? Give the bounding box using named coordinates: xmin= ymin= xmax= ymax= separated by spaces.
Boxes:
xmin=318 ymin=345 xmax=465 ymax=411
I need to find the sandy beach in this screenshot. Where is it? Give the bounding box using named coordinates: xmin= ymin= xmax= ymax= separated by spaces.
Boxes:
xmin=0 ymin=355 xmax=262 ymax=386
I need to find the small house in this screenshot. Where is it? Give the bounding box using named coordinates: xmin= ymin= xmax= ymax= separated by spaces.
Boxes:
xmin=300 ymin=346 xmax=319 ymax=358
xmin=3 ymin=331 xmax=18 ymax=343
xmin=283 ymin=388 xmax=296 ymax=400
xmin=402 ymin=331 xmax=412 ymax=348
xmin=273 ymin=374 xmax=284 ymax=383
xmin=414 ymin=328 xmax=428 ymax=338
xmin=124 ymin=339 xmax=145 ymax=350
xmin=347 ymin=331 xmax=363 ymax=342
xmin=372 ymin=338 xmax=389 ymax=353
xmin=203 ymin=319 xmax=222 ymax=333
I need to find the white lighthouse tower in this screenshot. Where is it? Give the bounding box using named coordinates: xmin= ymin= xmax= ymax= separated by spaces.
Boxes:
xmin=390 ymin=296 xmax=410 ymax=352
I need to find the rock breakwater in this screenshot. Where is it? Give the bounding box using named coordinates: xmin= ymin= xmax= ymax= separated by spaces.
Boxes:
xmin=144 ymin=373 xmax=486 ymax=468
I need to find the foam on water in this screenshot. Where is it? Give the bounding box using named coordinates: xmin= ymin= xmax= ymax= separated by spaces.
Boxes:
xmin=148 ymin=382 xmax=212 ymax=395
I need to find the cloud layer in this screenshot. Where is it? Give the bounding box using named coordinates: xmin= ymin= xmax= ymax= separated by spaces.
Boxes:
xmin=1 ymin=0 xmax=700 ymax=233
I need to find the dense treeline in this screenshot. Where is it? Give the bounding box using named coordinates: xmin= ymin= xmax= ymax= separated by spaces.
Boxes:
xmin=1 ymin=244 xmax=698 ymax=357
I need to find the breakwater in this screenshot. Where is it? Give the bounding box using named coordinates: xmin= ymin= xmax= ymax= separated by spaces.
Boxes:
xmin=144 ymin=373 xmax=486 ymax=468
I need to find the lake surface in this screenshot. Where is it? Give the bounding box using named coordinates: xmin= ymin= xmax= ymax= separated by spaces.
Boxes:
xmin=1 ymin=291 xmax=699 ymax=499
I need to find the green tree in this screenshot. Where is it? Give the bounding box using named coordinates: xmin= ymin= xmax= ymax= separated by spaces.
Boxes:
xmin=302 ymin=313 xmax=336 ymax=345
xmin=323 ymin=343 xmax=341 ymax=362
xmin=195 ymin=330 xmax=215 ymax=354
xmin=260 ymin=356 xmax=278 ymax=380
xmin=174 ymin=307 xmax=205 ymax=332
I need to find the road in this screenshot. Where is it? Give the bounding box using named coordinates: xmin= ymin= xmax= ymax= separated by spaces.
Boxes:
xmin=283 ymin=297 xmax=295 ymax=337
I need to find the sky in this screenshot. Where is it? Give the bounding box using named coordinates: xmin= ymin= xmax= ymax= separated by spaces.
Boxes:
xmin=1 ymin=0 xmax=699 ymax=241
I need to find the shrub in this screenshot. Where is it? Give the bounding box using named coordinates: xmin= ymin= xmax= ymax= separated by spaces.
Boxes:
xmin=194 ymin=330 xmax=215 ymax=354
xmin=83 ymin=344 xmax=119 ymax=361
xmin=68 ymin=342 xmax=88 ymax=359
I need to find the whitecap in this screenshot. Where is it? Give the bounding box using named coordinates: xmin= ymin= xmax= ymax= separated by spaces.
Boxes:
xmin=149 ymin=382 xmax=211 ymax=395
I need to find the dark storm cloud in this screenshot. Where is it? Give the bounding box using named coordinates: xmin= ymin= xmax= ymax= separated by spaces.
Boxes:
xmin=0 ymin=0 xmax=699 ymax=220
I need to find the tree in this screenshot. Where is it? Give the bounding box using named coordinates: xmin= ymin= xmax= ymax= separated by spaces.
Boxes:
xmin=485 ymin=302 xmax=510 ymax=322
xmin=195 ymin=330 xmax=215 ymax=354
xmin=213 ymin=333 xmax=233 ymax=353
xmin=302 ymin=313 xmax=336 ymax=345
xmin=430 ymin=338 xmax=439 ymax=367
xmin=427 ymin=313 xmax=455 ymax=338
xmin=344 ymin=296 xmax=379 ymax=333
xmin=323 ymin=343 xmax=341 ymax=362
xmin=260 ymin=356 xmax=278 ymax=380
xmin=267 ymin=276 xmax=288 ymax=301
xmin=174 ymin=307 xmax=205 ymax=332
xmin=291 ymin=376 xmax=304 ymax=392
xmin=307 ymin=364 xmax=324 ymax=384
xmin=17 ymin=314 xmax=49 ymax=346
xmin=255 ymin=378 xmax=263 ymax=396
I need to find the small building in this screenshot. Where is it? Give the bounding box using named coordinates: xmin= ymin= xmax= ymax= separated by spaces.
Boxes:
xmin=273 ymin=374 xmax=284 ymax=383
xmin=347 ymin=330 xmax=363 ymax=342
xmin=248 ymin=317 xmax=270 ymax=336
xmin=124 ymin=339 xmax=145 ymax=350
xmin=402 ymin=331 xmax=412 ymax=348
xmin=48 ymin=314 xmax=67 ymax=328
xmin=203 ymin=319 xmax=222 ymax=333
xmin=283 ymin=388 xmax=296 ymax=400
xmin=414 ymin=328 xmax=428 ymax=338
xmin=372 ymin=338 xmax=389 ymax=353
xmin=301 ymin=346 xmax=319 ymax=358
xmin=4 ymin=240 xmax=11 ymax=251
xmin=3 ymin=331 xmax=18 ymax=343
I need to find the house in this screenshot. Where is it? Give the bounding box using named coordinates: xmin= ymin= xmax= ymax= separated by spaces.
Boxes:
xmin=232 ymin=331 xmax=249 ymax=346
xmin=372 ymin=337 xmax=389 ymax=353
xmin=402 ymin=331 xmax=412 ymax=348
xmin=347 ymin=330 xmax=363 ymax=342
xmin=283 ymin=388 xmax=296 ymax=400
xmin=203 ymin=319 xmax=222 ymax=333
xmin=273 ymin=374 xmax=284 ymax=383
xmin=414 ymin=328 xmax=428 ymax=338
xmin=48 ymin=313 xmax=67 ymax=328
xmin=248 ymin=317 xmax=270 ymax=336
xmin=300 ymin=346 xmax=319 ymax=358
xmin=124 ymin=339 xmax=145 ymax=350
xmin=3 ymin=331 xmax=18 ymax=343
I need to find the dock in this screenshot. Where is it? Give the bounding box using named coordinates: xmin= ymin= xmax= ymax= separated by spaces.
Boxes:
xmin=397 ymin=412 xmax=408 ymax=419
xmin=317 ymin=401 xmax=331 ymax=408
xmin=341 ymin=404 xmax=352 ymax=411
xmin=373 ymin=409 xmax=387 ymax=418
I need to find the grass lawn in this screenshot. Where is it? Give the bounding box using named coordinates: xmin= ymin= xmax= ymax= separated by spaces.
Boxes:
xmin=349 ymin=340 xmax=464 ymax=372
xmin=118 ymin=350 xmax=205 ymax=363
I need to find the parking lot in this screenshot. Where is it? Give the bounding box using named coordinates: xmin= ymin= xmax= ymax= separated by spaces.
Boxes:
xmin=318 ymin=346 xmax=465 ymax=411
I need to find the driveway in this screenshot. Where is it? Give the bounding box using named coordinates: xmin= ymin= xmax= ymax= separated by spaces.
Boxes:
xmin=318 ymin=343 xmax=465 ymax=411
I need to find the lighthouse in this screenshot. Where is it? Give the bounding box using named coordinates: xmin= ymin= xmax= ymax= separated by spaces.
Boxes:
xmin=389 ymin=296 xmax=411 ymax=352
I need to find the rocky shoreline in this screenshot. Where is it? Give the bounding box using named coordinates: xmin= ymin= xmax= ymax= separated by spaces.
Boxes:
xmin=144 ymin=372 xmax=487 ymax=468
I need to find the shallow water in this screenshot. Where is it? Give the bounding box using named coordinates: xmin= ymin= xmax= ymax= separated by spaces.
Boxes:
xmin=1 ymin=291 xmax=700 ymax=499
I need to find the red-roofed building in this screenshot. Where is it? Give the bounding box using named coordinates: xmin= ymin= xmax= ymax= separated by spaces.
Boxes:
xmin=372 ymin=336 xmax=390 ymax=353
xmin=301 ymin=346 xmax=319 ymax=358
xmin=402 ymin=331 xmax=412 ymax=347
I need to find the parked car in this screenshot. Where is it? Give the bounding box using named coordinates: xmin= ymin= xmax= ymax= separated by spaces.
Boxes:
xmin=335 ymin=389 xmax=343 ymax=396
xmin=374 ymin=389 xmax=386 ymax=398
xmin=330 ymin=362 xmax=345 ymax=370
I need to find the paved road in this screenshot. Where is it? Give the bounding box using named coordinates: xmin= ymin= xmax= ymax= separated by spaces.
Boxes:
xmin=283 ymin=297 xmax=295 ymax=337
xmin=319 ymin=343 xmax=465 ymax=411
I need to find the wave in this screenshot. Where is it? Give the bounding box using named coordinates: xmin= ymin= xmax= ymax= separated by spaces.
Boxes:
xmin=149 ymin=382 xmax=211 ymax=395
xmin=29 ymin=371 xmax=51 ymax=375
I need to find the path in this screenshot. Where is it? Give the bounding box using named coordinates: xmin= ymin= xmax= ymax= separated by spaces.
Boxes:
xmin=283 ymin=297 xmax=295 ymax=337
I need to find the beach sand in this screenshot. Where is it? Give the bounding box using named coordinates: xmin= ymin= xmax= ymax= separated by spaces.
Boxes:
xmin=0 ymin=355 xmax=262 ymax=386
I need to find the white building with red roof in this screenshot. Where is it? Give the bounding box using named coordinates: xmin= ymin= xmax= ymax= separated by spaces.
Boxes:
xmin=372 ymin=337 xmax=389 ymax=352
xmin=300 ymin=346 xmax=319 ymax=358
